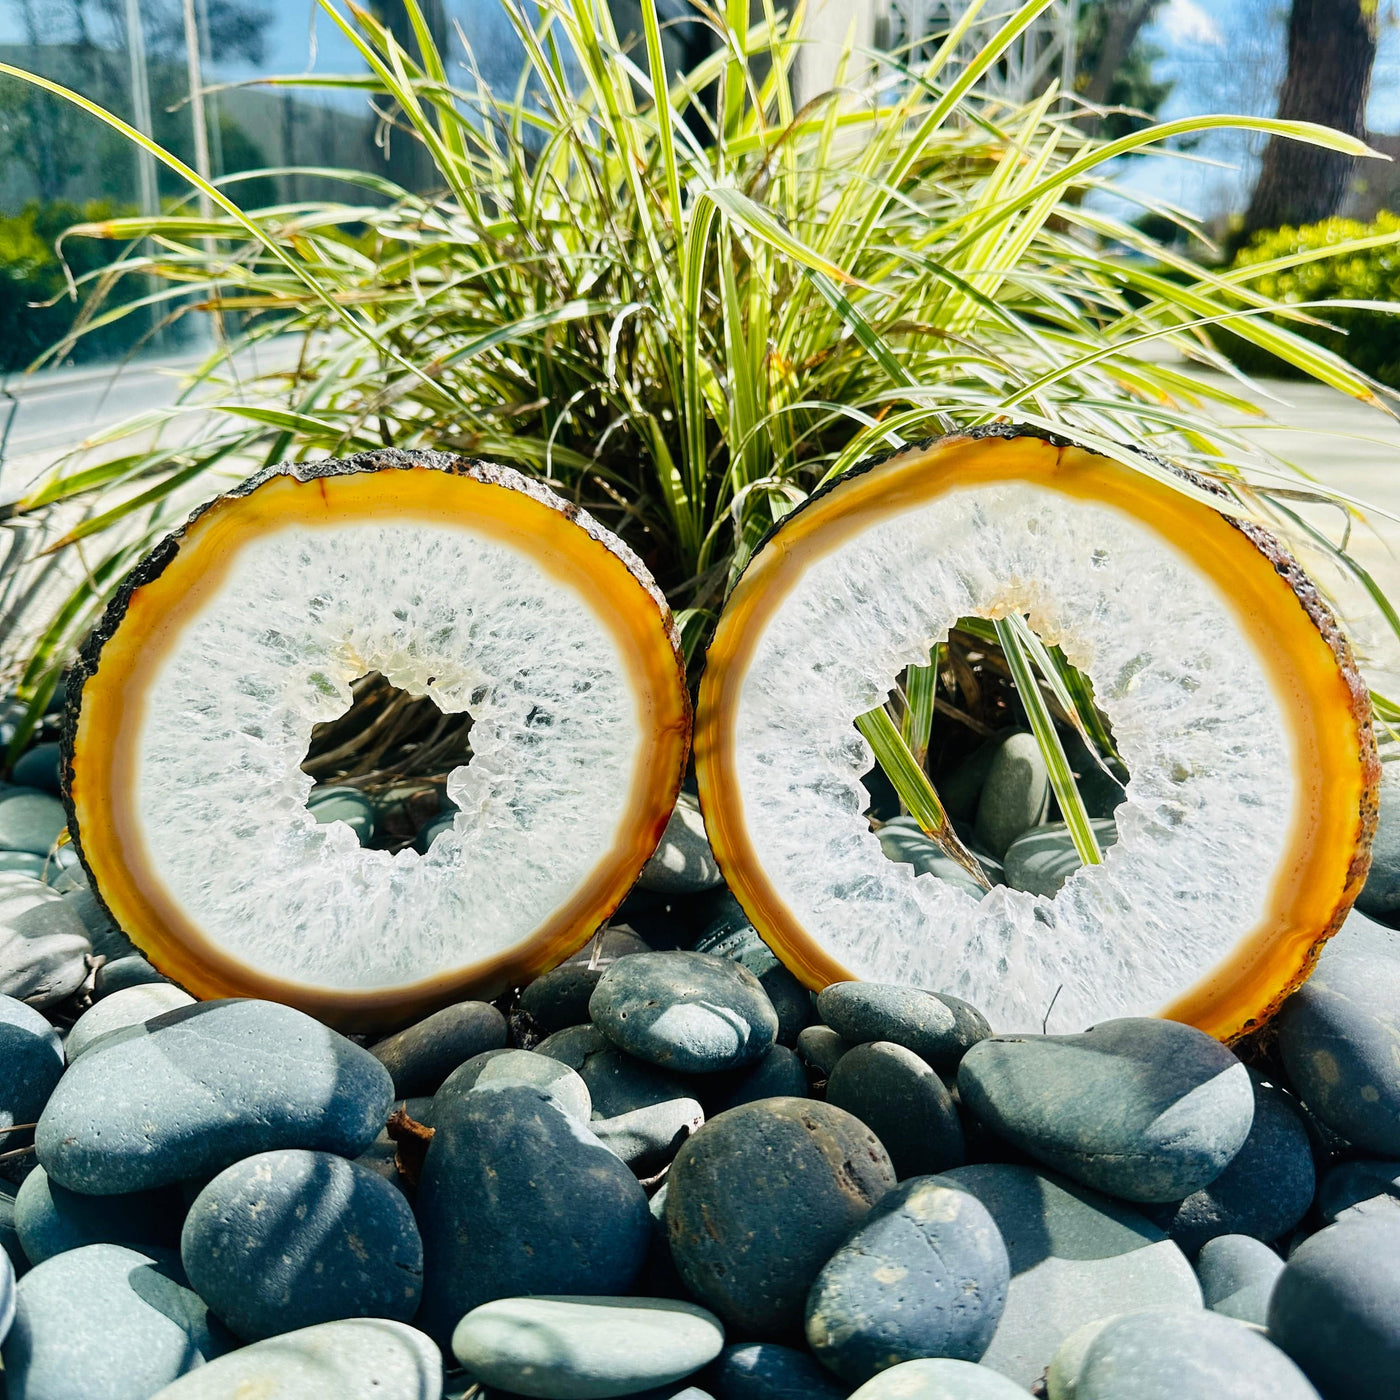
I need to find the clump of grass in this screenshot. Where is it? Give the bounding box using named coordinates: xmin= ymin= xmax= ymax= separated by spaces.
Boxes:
xmin=0 ymin=0 xmax=1396 ymax=851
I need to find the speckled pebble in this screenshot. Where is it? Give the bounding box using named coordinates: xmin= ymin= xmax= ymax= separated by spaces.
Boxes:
xmin=709 ymin=1045 xmax=809 ymax=1113
xmin=0 ymin=791 xmax=66 ymax=858
xmin=452 ymin=1295 xmax=724 ymax=1399
xmin=369 ymin=1001 xmax=507 ymax=1097
xmin=14 ymin=1167 xmax=181 ymax=1266
xmin=1061 ymin=1307 xmax=1319 ymax=1400
xmin=806 ymin=1177 xmax=1009 ymax=1382
xmin=36 ymin=999 xmax=393 ymax=1194
xmin=939 ymin=1163 xmax=1202 ymax=1388
xmin=65 ymin=984 xmax=196 ymax=1059
xmin=0 ymin=875 xmax=90 ymax=1009
xmin=592 ymin=1098 xmax=705 ymax=1176
xmin=847 ymin=1358 xmax=1028 ymax=1399
xmin=535 ymin=1024 xmax=691 ymax=1117
xmin=0 ymin=995 xmax=63 ymax=1149
xmin=0 ymin=1247 xmax=12 ymax=1348
xmin=1317 ymin=1158 xmax=1400 ymax=1225
xmin=1 ymin=1244 xmax=223 ymax=1400
xmin=709 ymin=1342 xmax=848 ymax=1399
xmin=826 ymin=1042 xmax=964 ymax=1180
xmin=438 ymin=1048 xmax=591 ymax=1122
xmin=1146 ymin=1073 xmax=1313 ymax=1253
xmin=1196 ymin=1234 xmax=1284 ymax=1325
xmin=92 ymin=957 xmax=167 ymax=998
xmin=666 ymin=1098 xmax=895 ymax=1333
xmin=957 ymin=1018 xmax=1254 ymax=1203
xmin=518 ymin=929 xmax=651 ymax=1032
xmin=147 ymin=1318 xmax=443 ymax=1400
xmin=1276 ymin=953 xmax=1400 ymax=1156
xmin=817 ymin=983 xmax=989 ymax=1073
xmin=692 ymin=921 xmax=813 ymax=1046
xmin=796 ymin=1025 xmax=852 ymax=1078
xmin=1267 ymin=1220 xmax=1400 ymax=1399
xmin=591 ymin=952 xmax=778 ymax=1074
xmin=415 ymin=1086 xmax=650 ymax=1344
xmin=181 ymin=1149 xmax=422 ymax=1341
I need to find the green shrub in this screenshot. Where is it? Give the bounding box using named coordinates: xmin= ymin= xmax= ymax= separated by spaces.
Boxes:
xmin=0 ymin=199 xmax=147 ymax=372
xmin=1219 ymin=213 xmax=1400 ymax=387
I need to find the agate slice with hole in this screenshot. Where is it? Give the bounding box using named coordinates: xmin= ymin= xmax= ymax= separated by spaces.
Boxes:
xmin=695 ymin=427 xmax=1377 ymax=1039
xmin=62 ymin=450 xmax=691 ymax=1030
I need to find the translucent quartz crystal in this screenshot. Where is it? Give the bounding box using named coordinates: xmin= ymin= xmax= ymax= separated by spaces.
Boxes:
xmin=136 ymin=520 xmax=640 ymax=991
xmin=734 ymin=481 xmax=1294 ymax=1034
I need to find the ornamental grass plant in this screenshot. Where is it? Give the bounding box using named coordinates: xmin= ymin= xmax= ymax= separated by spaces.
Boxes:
xmin=2 ymin=0 xmax=1399 ymax=831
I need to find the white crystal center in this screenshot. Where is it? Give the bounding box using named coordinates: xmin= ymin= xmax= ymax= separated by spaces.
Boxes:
xmin=734 ymin=480 xmax=1296 ymax=1033
xmin=133 ymin=518 xmax=641 ymax=990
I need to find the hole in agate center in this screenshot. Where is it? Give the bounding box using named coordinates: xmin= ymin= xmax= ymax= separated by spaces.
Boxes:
xmin=864 ymin=616 xmax=1129 ymax=898
xmin=300 ymin=671 xmax=474 ymax=853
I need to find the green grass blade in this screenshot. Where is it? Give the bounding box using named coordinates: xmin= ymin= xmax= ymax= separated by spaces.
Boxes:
xmin=994 ymin=616 xmax=1102 ymax=866
xmin=855 ymin=704 xmax=991 ymax=891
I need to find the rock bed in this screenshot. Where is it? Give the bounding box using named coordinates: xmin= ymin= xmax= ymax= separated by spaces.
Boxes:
xmin=0 ymin=742 xmax=1398 ymax=1397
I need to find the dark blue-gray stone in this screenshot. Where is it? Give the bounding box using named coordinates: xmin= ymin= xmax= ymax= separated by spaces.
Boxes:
xmin=796 ymin=1026 xmax=851 ymax=1078
xmin=0 ymin=791 xmax=66 ymax=858
xmin=306 ymin=786 xmax=375 ymax=844
xmin=957 ymin=1017 xmax=1254 ymax=1203
xmin=0 ymin=1246 xmax=12 ymax=1347
xmin=438 ymin=1048 xmax=591 ymax=1121
xmin=0 ymin=854 xmax=48 ymax=882
xmin=826 ymin=1042 xmax=965 ymax=1179
xmin=1002 ymin=820 xmax=1119 ymax=898
xmin=518 ymin=928 xmax=650 ymax=1033
xmin=1356 ymin=757 xmax=1400 ymax=916
xmin=1067 ymin=1307 xmax=1319 ymax=1400
xmin=51 ymin=867 xmax=132 ymax=962
xmin=846 ymin=1358 xmax=1029 ymax=1398
xmin=692 ymin=921 xmax=813 ymax=1047
xmin=415 ymin=1085 xmax=649 ymax=1344
xmin=13 ymin=1167 xmax=181 ymax=1266
xmin=143 ymin=1318 xmax=443 ymax=1400
xmin=354 ymin=1096 xmax=434 ymax=1190
xmin=0 ymin=995 xmax=63 ymax=1149
xmin=1146 ymin=1073 xmax=1314 ymax=1253
xmin=181 ymin=1149 xmax=422 ymax=1341
xmin=709 ymin=1045 xmax=809 ymax=1113
xmin=1318 ymin=1158 xmax=1400 ymax=1225
xmin=592 ymin=1099 xmax=705 ymax=1176
xmin=0 ymin=875 xmax=91 ymax=1008
xmin=65 ymin=984 xmax=195 ymax=1060
xmin=1196 ymin=1234 xmax=1285 ymax=1325
xmin=10 ymin=748 xmax=60 ymax=797
xmin=535 ymin=1023 xmax=692 ymax=1117
xmin=875 ymin=817 xmax=996 ymax=898
xmin=92 ymin=957 xmax=167 ymax=999
xmin=1 ymin=1185 xmax=25 ymax=1278
xmin=369 ymin=1000 xmax=506 ymax=1097
xmin=638 ymin=793 xmax=723 ymax=893
xmin=805 ymin=1177 xmax=1009 ymax=1383
xmin=481 ymin=1387 xmax=710 ymax=1400
xmin=709 ymin=1342 xmax=849 ymax=1399
xmin=1267 ymin=1219 xmax=1400 ymax=1398
xmin=816 ymin=983 xmax=989 ymax=1073
xmin=973 ymin=733 xmax=1048 ymax=859
xmin=937 ymin=1163 xmax=1201 ymax=1387
xmin=451 ymin=1295 xmax=724 ymax=1399
xmin=35 ymin=999 xmax=393 ymax=1194
xmin=1 ymin=1243 xmax=223 ymax=1400
xmin=591 ymin=952 xmax=778 ymax=1074
xmin=666 ymin=1098 xmax=895 ymax=1333
xmin=1276 ymin=953 xmax=1400 ymax=1156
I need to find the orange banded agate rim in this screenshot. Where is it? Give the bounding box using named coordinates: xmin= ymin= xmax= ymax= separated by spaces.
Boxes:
xmin=62 ymin=449 xmax=691 ymax=1032
xmin=695 ymin=427 xmax=1377 ymax=1041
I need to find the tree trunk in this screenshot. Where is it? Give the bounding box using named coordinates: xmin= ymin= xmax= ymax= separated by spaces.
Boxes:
xmin=1079 ymin=0 xmax=1157 ymax=119
xmin=370 ymin=0 xmax=449 ymax=195
xmin=1242 ymin=0 xmax=1378 ymax=235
